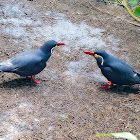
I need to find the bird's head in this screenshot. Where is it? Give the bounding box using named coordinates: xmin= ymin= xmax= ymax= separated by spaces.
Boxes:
xmin=40 ymin=40 xmax=65 ymax=53
xmin=83 ymin=50 xmax=108 ymax=66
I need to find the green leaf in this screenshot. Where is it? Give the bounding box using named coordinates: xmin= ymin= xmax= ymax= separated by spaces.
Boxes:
xmin=129 ymin=0 xmax=138 ymax=7
xmin=133 ymin=7 xmax=140 ymax=16
xmin=96 ymin=132 xmax=138 ymax=140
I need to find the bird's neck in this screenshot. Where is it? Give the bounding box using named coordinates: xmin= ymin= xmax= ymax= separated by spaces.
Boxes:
xmin=38 ymin=48 xmax=51 ymax=61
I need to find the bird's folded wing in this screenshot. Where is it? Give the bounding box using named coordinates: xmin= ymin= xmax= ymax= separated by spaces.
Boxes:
xmin=107 ymin=62 xmax=135 ymax=75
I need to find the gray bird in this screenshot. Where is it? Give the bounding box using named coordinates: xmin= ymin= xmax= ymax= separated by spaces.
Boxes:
xmin=0 ymin=40 xmax=65 ymax=84
xmin=84 ymin=50 xmax=140 ymax=89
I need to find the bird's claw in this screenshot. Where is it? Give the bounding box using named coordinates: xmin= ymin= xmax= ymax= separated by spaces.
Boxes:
xmin=102 ymin=85 xmax=110 ymax=89
xmin=102 ymin=81 xmax=114 ymax=89
xmin=107 ymin=81 xmax=113 ymax=86
xmin=26 ymin=76 xmax=40 ymax=84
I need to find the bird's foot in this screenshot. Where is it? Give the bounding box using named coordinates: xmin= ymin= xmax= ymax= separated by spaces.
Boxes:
xmin=26 ymin=76 xmax=32 ymax=79
xmin=102 ymin=81 xmax=114 ymax=89
xmin=102 ymin=85 xmax=110 ymax=89
xmin=33 ymin=80 xmax=40 ymax=84
xmin=107 ymin=81 xmax=114 ymax=86
xmin=26 ymin=76 xmax=40 ymax=84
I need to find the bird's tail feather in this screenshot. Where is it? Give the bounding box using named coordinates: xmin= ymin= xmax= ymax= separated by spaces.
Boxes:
xmin=137 ymin=73 xmax=140 ymax=77
xmin=137 ymin=73 xmax=140 ymax=84
xmin=0 ymin=65 xmax=15 ymax=72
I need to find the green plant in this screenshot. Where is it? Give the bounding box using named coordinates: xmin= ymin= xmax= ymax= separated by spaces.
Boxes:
xmin=104 ymin=0 xmax=140 ymax=22
xmin=121 ymin=0 xmax=140 ymax=20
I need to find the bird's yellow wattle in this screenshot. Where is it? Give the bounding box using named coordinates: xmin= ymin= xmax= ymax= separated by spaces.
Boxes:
xmin=94 ymin=54 xmax=98 ymax=58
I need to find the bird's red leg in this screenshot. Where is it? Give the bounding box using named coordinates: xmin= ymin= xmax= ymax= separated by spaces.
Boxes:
xmin=26 ymin=76 xmax=40 ymax=84
xmin=102 ymin=81 xmax=114 ymax=89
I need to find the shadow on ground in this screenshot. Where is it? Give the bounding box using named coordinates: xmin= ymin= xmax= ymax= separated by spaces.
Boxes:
xmin=99 ymin=84 xmax=140 ymax=95
xmin=0 ymin=78 xmax=36 ymax=88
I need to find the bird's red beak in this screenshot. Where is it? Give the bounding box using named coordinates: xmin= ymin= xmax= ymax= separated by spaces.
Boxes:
xmin=83 ymin=51 xmax=94 ymax=56
xmin=57 ymin=43 xmax=65 ymax=46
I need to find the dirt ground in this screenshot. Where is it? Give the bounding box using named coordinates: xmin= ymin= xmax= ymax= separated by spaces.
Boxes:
xmin=0 ymin=0 xmax=140 ymax=140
